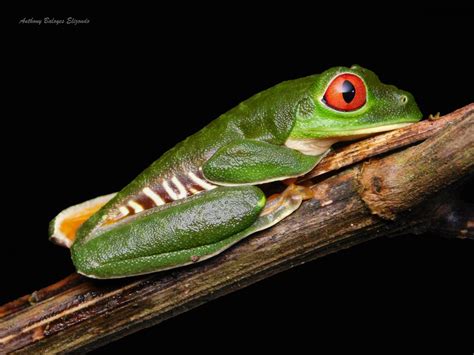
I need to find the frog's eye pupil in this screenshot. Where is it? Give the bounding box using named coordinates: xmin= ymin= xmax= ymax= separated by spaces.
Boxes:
xmin=341 ymin=80 xmax=356 ymax=103
xmin=322 ymin=73 xmax=366 ymax=112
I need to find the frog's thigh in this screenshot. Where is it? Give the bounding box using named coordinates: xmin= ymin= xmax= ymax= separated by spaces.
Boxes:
xmin=71 ymin=186 xmax=265 ymax=279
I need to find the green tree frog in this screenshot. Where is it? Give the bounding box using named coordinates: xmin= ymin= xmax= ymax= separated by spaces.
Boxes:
xmin=49 ymin=65 xmax=422 ymax=278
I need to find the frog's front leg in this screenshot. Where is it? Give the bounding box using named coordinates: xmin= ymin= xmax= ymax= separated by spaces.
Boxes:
xmin=71 ymin=186 xmax=266 ymax=279
xmin=202 ymin=139 xmax=323 ymax=185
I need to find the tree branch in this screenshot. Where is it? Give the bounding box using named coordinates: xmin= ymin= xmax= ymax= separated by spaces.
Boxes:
xmin=1 ymin=104 xmax=472 ymax=354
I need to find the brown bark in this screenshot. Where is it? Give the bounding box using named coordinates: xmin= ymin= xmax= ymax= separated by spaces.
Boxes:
xmin=1 ymin=104 xmax=472 ymax=354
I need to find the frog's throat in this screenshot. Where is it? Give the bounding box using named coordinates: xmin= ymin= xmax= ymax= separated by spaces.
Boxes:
xmin=285 ymin=137 xmax=337 ymax=156
xmin=285 ymin=122 xmax=413 ymax=156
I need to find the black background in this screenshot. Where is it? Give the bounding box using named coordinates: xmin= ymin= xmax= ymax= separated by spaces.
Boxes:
xmin=5 ymin=7 xmax=473 ymax=352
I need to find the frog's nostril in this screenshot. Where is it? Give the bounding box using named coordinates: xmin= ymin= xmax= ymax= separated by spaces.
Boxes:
xmin=400 ymin=95 xmax=408 ymax=104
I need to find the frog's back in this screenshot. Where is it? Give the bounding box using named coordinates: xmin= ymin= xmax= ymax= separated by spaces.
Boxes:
xmin=79 ymin=74 xmax=317 ymax=234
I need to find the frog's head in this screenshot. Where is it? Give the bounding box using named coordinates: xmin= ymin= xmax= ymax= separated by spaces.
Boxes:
xmin=289 ymin=65 xmax=422 ymax=141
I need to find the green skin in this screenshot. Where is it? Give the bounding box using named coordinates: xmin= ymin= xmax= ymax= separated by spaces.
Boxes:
xmin=56 ymin=65 xmax=422 ymax=278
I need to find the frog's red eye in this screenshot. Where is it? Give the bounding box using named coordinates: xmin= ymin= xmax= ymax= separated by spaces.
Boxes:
xmin=323 ymin=73 xmax=366 ymax=111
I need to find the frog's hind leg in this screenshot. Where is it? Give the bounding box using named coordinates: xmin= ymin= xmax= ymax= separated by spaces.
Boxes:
xmin=71 ymin=186 xmax=266 ymax=279
xmin=70 ymin=185 xmax=313 ymax=279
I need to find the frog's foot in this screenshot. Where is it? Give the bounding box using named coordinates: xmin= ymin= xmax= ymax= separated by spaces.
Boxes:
xmin=429 ymin=112 xmax=441 ymax=120
xmin=49 ymin=193 xmax=117 ymax=248
xmin=256 ymin=184 xmax=314 ymax=227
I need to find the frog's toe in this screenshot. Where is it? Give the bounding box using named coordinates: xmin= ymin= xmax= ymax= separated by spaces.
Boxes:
xmin=429 ymin=112 xmax=441 ymax=120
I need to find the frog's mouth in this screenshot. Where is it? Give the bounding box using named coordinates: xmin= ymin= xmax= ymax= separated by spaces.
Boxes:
xmin=329 ymin=122 xmax=414 ymax=140
xmin=285 ymin=122 xmax=416 ymax=156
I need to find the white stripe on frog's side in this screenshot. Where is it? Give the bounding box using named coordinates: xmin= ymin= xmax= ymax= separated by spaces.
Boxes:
xmin=171 ymin=176 xmax=188 ymax=199
xmin=162 ymin=180 xmax=179 ymax=200
xmin=142 ymin=187 xmax=165 ymax=206
xmin=128 ymin=200 xmax=144 ymax=213
xmin=189 ymin=186 xmax=200 ymax=194
xmin=119 ymin=206 xmax=130 ymax=217
xmin=188 ymin=171 xmax=216 ymax=191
